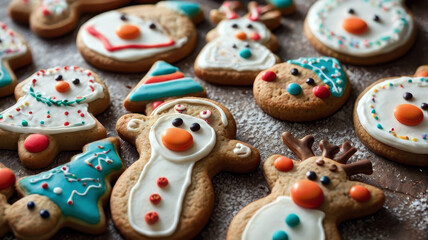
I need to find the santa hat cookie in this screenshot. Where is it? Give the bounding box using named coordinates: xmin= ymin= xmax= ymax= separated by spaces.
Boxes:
xmin=227 ymin=132 xmax=385 ymax=240
xmin=112 ymin=97 xmax=260 ymax=239
xmin=0 ymin=66 xmax=110 ymax=169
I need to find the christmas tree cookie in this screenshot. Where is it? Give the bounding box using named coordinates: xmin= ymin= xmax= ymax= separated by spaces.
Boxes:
xmin=123 ymin=61 xmax=206 ymax=113
xmin=227 ymin=132 xmax=385 ymax=240
xmin=0 ymin=66 xmax=110 ymax=169
xmin=112 ymin=97 xmax=260 ymax=239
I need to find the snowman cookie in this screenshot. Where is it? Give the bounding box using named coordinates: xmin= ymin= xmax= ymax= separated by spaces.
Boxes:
xmin=8 ymin=0 xmax=130 ymax=38
xmin=77 ymin=2 xmax=202 ymax=73
xmin=354 ymin=66 xmax=428 ymax=166
xmin=123 ymin=61 xmax=206 ymax=113
xmin=112 ymin=97 xmax=260 ymax=239
xmin=0 ymin=66 xmax=110 ymax=169
xmin=304 ymin=0 xmax=417 ymax=65
xmin=0 ymin=22 xmax=32 ymax=97
xmin=227 ymin=132 xmax=385 ymax=240
xmin=254 ymin=57 xmax=351 ymax=122
xmin=194 ymin=1 xmax=281 ymax=86
xmin=2 ymin=138 xmax=123 ymax=239
xmin=0 ymin=164 xmax=16 ymax=237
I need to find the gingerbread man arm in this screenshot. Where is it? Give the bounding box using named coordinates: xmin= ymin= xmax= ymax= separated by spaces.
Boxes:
xmin=116 ymin=114 xmax=152 ymax=148
xmin=217 ymin=139 xmax=260 ymax=173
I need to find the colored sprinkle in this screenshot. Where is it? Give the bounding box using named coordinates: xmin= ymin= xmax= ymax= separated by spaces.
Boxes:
xmin=411 ymin=138 xmax=417 ymax=142
xmin=41 ymin=182 xmax=48 ymax=189
xmin=377 ymin=124 xmax=383 ymax=130
xmin=40 ymin=121 xmax=45 ymax=125
xmin=21 ymin=120 xmax=28 ymax=126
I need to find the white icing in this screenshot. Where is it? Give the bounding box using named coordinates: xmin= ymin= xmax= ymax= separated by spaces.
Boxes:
xmin=196 ymin=37 xmax=277 ymax=71
xmin=127 ymin=119 xmax=144 ymax=132
xmin=128 ymin=113 xmax=216 ymax=237
xmin=216 ymin=18 xmax=271 ymax=44
xmin=356 ymin=77 xmax=428 ymax=154
xmin=0 ymin=22 xmax=27 ymax=62
xmin=233 ymin=143 xmax=251 ymax=158
xmin=307 ymin=0 xmax=414 ymax=57
xmin=242 ymin=196 xmax=325 ymax=240
xmin=80 ymin=11 xmax=188 ymax=62
xmin=53 ymin=187 xmax=62 ymax=194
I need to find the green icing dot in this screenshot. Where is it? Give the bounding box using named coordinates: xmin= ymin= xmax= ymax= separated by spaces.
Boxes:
xmin=285 ymin=213 xmax=300 ymax=227
xmin=272 ymin=230 xmax=288 ymax=240
xmin=21 ymin=120 xmax=28 ymax=127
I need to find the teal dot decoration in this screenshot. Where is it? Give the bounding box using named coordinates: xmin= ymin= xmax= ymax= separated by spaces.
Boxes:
xmin=239 ymin=49 xmax=252 ymax=59
xmin=272 ymin=230 xmax=289 ymax=240
xmin=285 ymin=213 xmax=300 ymax=227
xmin=287 ymin=83 xmax=302 ymax=95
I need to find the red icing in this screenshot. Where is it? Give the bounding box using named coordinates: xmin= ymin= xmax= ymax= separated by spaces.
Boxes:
xmin=261 ymin=71 xmax=276 ymax=82
xmin=149 ymin=193 xmax=162 ymax=205
xmin=145 ymin=211 xmax=159 ymax=224
xmin=152 ymin=101 xmax=164 ymax=110
xmin=42 ymin=182 xmax=48 ymax=189
xmin=145 ymin=72 xmax=185 ymax=84
xmin=157 ymin=177 xmax=169 ymax=188
xmin=24 ymin=134 xmax=50 ymax=153
xmin=312 ymin=85 xmax=330 ymax=99
xmin=0 ymin=168 xmax=16 ymax=190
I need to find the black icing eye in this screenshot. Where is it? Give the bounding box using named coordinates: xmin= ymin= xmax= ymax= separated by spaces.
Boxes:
xmin=320 ymin=176 xmax=330 ymax=185
xmin=291 ymin=68 xmax=299 ymax=76
xmin=306 ymin=171 xmax=317 ymax=180
xmin=306 ymin=78 xmax=315 ymax=85
xmin=55 ymin=75 xmax=63 ymax=81
xmin=72 ymin=78 xmax=80 ymax=85
xmin=246 ymin=23 xmax=253 ymax=28
xmin=27 ymin=201 xmax=35 ymax=209
xmin=120 ymin=14 xmax=127 ymax=21
xmin=245 ymin=43 xmax=250 ymax=48
xmin=40 ymin=209 xmax=50 ymax=218
xmin=348 ymin=8 xmax=355 ymax=14
xmin=373 ymin=15 xmax=380 ymax=22
xmin=190 ymin=123 xmax=200 ymax=132
xmin=231 ymin=23 xmax=238 ymax=29
xmin=232 ymin=44 xmax=237 ymax=49
xmin=421 ymin=103 xmax=428 ymax=110
xmin=172 ymin=118 xmax=183 ymax=127
xmin=149 ymin=23 xmax=157 ymax=30
xmin=403 ymin=92 xmax=413 ymax=100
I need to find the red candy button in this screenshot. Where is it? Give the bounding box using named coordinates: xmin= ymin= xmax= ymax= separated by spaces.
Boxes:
xmin=250 ymin=32 xmax=261 ymax=41
xmin=274 ymin=156 xmax=294 ymax=172
xmin=313 ymin=85 xmax=330 ymax=99
xmin=0 ymin=168 xmax=16 ymax=190
xmin=261 ymin=71 xmax=276 ymax=82
xmin=145 ymin=211 xmax=159 ymax=224
xmin=290 ymin=180 xmax=324 ymax=209
xmin=157 ymin=177 xmax=169 ymax=188
xmin=342 ymin=17 xmax=368 ymax=35
xmin=394 ymin=104 xmax=424 ymax=126
xmin=149 ymin=193 xmax=162 ymax=205
xmin=24 ymin=134 xmax=50 ymax=153
xmin=349 ymin=185 xmax=371 ymax=202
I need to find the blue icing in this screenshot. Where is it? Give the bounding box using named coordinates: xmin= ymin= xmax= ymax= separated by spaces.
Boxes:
xmin=19 ymin=140 xmax=123 ymax=225
xmin=286 ymin=57 xmax=347 ymax=98
xmin=0 ymin=60 xmax=13 ymax=88
xmin=268 ymin=0 xmax=293 ymax=8
xmin=150 ymin=61 xmax=179 ymax=76
xmin=161 ymin=1 xmax=201 ymax=19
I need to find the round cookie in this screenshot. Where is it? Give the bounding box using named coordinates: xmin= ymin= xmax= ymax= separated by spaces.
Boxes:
xmin=304 ymin=0 xmax=417 ymax=65
xmin=254 ymin=57 xmax=351 ymax=122
xmin=354 ymin=66 xmax=428 ymax=166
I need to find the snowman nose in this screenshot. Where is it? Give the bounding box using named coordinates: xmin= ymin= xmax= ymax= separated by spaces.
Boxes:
xmin=116 ymin=24 xmax=140 ymax=40
xmin=290 ymin=180 xmax=324 ymax=209
xmin=161 ymin=127 xmax=193 ymax=151
xmin=394 ymin=104 xmax=424 ymax=126
xmin=343 ymin=17 xmax=368 ymax=35
xmin=55 ymin=81 xmax=70 ymax=93
xmin=235 ymin=31 xmax=247 ymax=40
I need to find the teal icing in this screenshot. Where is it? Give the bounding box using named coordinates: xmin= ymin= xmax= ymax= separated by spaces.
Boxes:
xmin=286 ymin=57 xmax=347 ymax=98
xmin=19 ymin=140 xmax=123 ymax=225
xmin=150 ymin=61 xmax=179 ymax=76
xmin=161 ymin=1 xmax=201 ymax=19
xmin=267 ymin=0 xmax=293 ymax=8
xmin=0 ymin=60 xmax=12 ymax=88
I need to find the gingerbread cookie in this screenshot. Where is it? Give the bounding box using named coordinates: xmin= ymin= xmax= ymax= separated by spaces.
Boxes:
xmin=194 ymin=1 xmax=281 ymax=86
xmin=123 ymin=61 xmax=206 ymax=113
xmin=77 ymin=2 xmax=202 ymax=73
xmin=227 ymin=132 xmax=385 ymax=240
xmin=0 ymin=22 xmax=32 ymax=97
xmin=304 ymin=0 xmax=417 ymax=65
xmin=112 ymin=97 xmax=260 ymax=239
xmin=0 ymin=164 xmax=16 ymax=238
xmin=0 ymin=66 xmax=110 ymax=169
xmin=354 ymin=66 xmax=428 ymax=166
xmin=254 ymin=57 xmax=351 ymax=122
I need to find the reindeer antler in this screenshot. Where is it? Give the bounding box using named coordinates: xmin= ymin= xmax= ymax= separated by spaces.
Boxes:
xmin=210 ymin=1 xmax=242 ymax=24
xmin=334 ymin=142 xmax=357 ymax=164
xmin=319 ymin=140 xmax=340 ymax=159
xmin=341 ymin=159 xmax=373 ymax=176
xmin=282 ymin=132 xmax=315 ymax=160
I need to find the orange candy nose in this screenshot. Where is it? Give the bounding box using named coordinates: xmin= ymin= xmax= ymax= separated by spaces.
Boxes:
xmin=235 ymin=31 xmax=247 ymax=40
xmin=116 ymin=24 xmax=140 ymax=40
xmin=0 ymin=168 xmax=16 ymax=190
xmin=55 ymin=81 xmax=70 ymax=93
xmin=290 ymin=180 xmax=324 ymax=209
xmin=161 ymin=127 xmax=193 ymax=151
xmin=394 ymin=104 xmax=424 ymax=126
xmin=342 ymin=17 xmax=368 ymax=35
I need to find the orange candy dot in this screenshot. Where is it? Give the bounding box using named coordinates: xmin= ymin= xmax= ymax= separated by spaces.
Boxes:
xmin=342 ymin=17 xmax=368 ymax=35
xmin=394 ymin=104 xmax=424 ymax=126
xmin=274 ymin=156 xmax=294 ymax=172
xmin=116 ymin=24 xmax=140 ymax=40
xmin=290 ymin=180 xmax=324 ymax=209
xmin=55 ymin=81 xmax=70 ymax=93
xmin=235 ymin=31 xmax=247 ymax=40
xmin=416 ymin=70 xmax=428 ymax=77
xmin=161 ymin=127 xmax=193 ymax=152
xmin=0 ymin=168 xmax=16 ymax=190
xmin=349 ymin=185 xmax=371 ymax=202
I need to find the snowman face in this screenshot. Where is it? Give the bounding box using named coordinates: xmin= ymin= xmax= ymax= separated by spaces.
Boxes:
xmin=357 ymin=77 xmax=428 ymax=154
xmin=0 ymin=22 xmax=26 ymax=60
xmin=307 ymin=0 xmax=414 ymax=57
xmin=81 ymin=11 xmax=187 ymax=61
xmin=216 ymin=18 xmax=271 ymax=43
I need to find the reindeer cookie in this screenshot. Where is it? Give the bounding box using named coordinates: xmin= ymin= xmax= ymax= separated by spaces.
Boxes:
xmin=77 ymin=2 xmax=202 ymax=73
xmin=254 ymin=57 xmax=351 ymax=122
xmin=194 ymin=1 xmax=281 ymax=85
xmin=0 ymin=22 xmax=32 ymax=97
xmin=8 ymin=0 xmax=130 ymax=38
xmin=0 ymin=164 xmax=16 ymax=237
xmin=354 ymin=66 xmax=428 ymax=166
xmin=304 ymin=0 xmax=417 ymax=65
xmin=124 ymin=61 xmax=206 ymax=113
xmin=112 ymin=97 xmax=260 ymax=239
xmin=0 ymin=66 xmax=110 ymax=169
xmin=228 ymin=132 xmax=385 ymax=240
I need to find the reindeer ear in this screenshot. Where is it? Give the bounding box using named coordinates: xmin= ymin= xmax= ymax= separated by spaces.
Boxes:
xmin=247 ymin=1 xmax=282 ymax=30
xmin=210 ymin=1 xmax=242 ymax=25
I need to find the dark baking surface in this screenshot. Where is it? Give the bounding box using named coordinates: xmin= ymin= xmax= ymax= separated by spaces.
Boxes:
xmin=1 ymin=0 xmax=428 ymax=239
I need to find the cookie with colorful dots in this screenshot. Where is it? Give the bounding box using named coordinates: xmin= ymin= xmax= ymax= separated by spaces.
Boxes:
xmin=254 ymin=57 xmax=351 ymax=122
xmin=8 ymin=0 xmax=131 ymax=38
xmin=112 ymin=97 xmax=260 ymax=239
xmin=0 ymin=22 xmax=32 ymax=97
xmin=194 ymin=1 xmax=281 ymax=86
xmin=76 ymin=1 xmax=203 ymax=73
xmin=123 ymin=61 xmax=206 ymax=113
xmin=354 ymin=66 xmax=428 ymax=166
xmin=0 ymin=66 xmax=110 ymax=169
xmin=227 ymin=132 xmax=385 ymax=240
xmin=0 ymin=164 xmax=16 ymax=238
xmin=304 ymin=0 xmax=417 ymax=65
